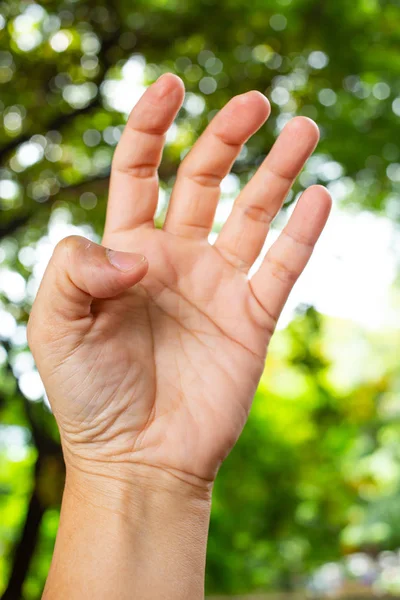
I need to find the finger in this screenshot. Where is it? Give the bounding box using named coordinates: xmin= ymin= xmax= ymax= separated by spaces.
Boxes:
xmin=215 ymin=117 xmax=319 ymax=270
xmin=104 ymin=73 xmax=185 ymax=235
xmin=163 ymin=91 xmax=270 ymax=238
xmin=249 ymin=185 xmax=331 ymax=331
xmin=29 ymin=236 xmax=148 ymax=333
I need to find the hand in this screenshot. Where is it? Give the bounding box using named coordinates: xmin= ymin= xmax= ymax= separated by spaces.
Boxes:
xmin=28 ymin=73 xmax=331 ymax=491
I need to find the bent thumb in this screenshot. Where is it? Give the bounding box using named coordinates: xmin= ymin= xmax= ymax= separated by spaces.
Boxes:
xmin=31 ymin=235 xmax=148 ymax=325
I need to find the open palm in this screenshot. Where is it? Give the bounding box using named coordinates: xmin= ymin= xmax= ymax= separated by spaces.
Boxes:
xmin=29 ymin=74 xmax=331 ymax=486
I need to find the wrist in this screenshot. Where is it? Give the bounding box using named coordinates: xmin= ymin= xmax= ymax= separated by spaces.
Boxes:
xmin=46 ymin=462 xmax=212 ymax=599
xmin=64 ymin=460 xmax=213 ymax=524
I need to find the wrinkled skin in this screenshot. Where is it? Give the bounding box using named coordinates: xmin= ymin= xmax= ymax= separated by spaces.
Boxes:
xmin=28 ymin=74 xmax=331 ymax=488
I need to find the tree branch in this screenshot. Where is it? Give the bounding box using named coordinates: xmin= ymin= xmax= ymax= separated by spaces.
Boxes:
xmin=0 ymin=213 xmax=35 ymax=241
xmin=0 ymin=27 xmax=121 ymax=165
xmin=0 ymin=173 xmax=110 ymax=242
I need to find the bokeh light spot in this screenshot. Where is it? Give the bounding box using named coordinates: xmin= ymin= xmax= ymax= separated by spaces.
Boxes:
xmin=19 ymin=370 xmax=45 ymax=402
xmin=270 ymin=14 xmax=287 ymax=31
xmin=50 ymin=30 xmax=72 ymax=52
xmin=308 ymin=51 xmax=329 ymax=69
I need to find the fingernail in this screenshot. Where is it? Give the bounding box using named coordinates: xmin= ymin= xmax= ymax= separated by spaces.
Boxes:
xmin=106 ymin=249 xmax=147 ymax=272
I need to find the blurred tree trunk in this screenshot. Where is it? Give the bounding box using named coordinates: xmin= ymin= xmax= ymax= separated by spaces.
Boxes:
xmin=1 ymin=384 xmax=64 ymax=600
xmin=1 ymin=466 xmax=45 ymax=600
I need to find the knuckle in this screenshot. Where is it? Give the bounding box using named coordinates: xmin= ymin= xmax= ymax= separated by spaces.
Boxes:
xmin=266 ymin=254 xmax=298 ymax=284
xmin=187 ymin=171 xmax=221 ymax=188
xmin=236 ymin=202 xmax=274 ymax=224
xmin=177 ymin=161 xmax=221 ymax=189
xmin=53 ymin=235 xmax=83 ymax=263
xmin=283 ymin=229 xmax=313 ymax=249
xmin=114 ymin=162 xmax=158 ymax=179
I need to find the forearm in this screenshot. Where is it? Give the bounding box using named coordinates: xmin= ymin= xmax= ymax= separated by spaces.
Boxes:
xmin=43 ymin=464 xmax=212 ymax=600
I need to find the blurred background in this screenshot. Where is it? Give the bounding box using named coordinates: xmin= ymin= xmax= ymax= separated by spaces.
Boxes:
xmin=1 ymin=0 xmax=400 ymax=598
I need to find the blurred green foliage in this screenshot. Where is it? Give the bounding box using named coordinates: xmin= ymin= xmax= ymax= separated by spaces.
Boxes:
xmin=2 ymin=0 xmax=400 ymax=598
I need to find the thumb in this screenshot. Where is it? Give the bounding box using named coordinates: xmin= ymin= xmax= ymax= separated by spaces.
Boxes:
xmin=31 ymin=235 xmax=148 ymax=324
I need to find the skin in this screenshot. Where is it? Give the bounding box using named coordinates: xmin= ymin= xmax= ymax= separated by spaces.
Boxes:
xmin=28 ymin=73 xmax=332 ymax=599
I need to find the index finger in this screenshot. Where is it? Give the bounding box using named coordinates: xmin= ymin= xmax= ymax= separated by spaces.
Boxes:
xmin=104 ymin=74 xmax=185 ymax=237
